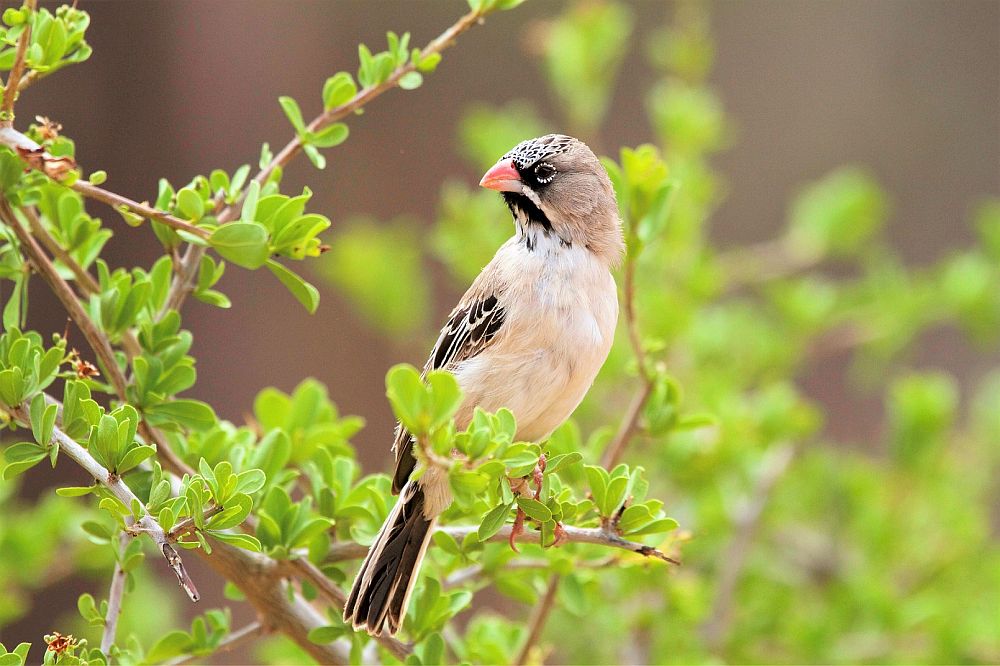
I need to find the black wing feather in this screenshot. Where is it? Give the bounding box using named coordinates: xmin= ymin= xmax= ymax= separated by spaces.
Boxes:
xmin=391 ymin=294 xmax=505 ymax=493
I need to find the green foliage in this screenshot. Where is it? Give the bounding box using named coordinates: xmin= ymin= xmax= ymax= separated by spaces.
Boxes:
xmin=1 ymin=2 xmax=998 ymax=665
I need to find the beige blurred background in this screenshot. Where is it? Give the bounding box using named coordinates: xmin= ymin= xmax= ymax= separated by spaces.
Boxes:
xmin=5 ymin=0 xmax=998 ymax=656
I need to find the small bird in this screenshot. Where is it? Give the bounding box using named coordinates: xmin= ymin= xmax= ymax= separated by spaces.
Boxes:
xmin=343 ymin=134 xmax=624 ymax=636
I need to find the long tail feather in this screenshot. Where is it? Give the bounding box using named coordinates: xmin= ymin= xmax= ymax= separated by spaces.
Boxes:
xmin=343 ymin=481 xmax=435 ymax=636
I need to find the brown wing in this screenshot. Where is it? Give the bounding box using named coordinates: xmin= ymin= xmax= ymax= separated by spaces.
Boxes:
xmin=391 ymin=293 xmax=506 ymax=493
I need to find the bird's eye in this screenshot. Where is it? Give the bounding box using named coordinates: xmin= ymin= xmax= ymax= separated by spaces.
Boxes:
xmin=534 ymin=162 xmax=556 ymax=184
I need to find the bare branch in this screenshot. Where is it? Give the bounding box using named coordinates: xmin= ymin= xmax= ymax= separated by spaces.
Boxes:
xmin=100 ymin=530 xmax=130 ymax=654
xmin=22 ymin=205 xmax=99 ymax=295
xmin=0 ymin=0 xmax=35 ymax=126
xmin=164 ymin=6 xmax=493 ymax=313
xmin=514 ymin=573 xmax=561 ymax=665
xmin=163 ymin=622 xmax=266 ymax=666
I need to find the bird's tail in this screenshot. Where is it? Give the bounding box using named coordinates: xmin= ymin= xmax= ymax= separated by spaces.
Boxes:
xmin=343 ymin=481 xmax=435 ymax=636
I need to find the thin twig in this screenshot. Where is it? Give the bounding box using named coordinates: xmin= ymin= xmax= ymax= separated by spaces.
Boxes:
xmin=4 ymin=403 xmax=200 ymax=602
xmin=601 ymin=250 xmax=654 ymax=469
xmin=100 ymin=530 xmax=130 ymax=654
xmin=514 ymin=573 xmax=561 ymax=665
xmin=0 ymin=0 xmax=35 ymax=126
xmin=1 ymin=197 xmax=128 ymax=398
xmin=22 ymin=205 xmax=99 ymax=295
xmin=701 ymin=443 xmax=797 ymax=649
xmin=164 ymin=6 xmax=490 ymax=313
xmin=167 ymin=503 xmax=225 ymax=540
xmin=0 ymin=127 xmax=210 ymax=239
xmin=163 ymin=621 xmax=266 ymax=666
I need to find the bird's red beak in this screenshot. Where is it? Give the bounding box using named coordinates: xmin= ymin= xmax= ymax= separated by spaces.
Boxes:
xmin=479 ymin=159 xmax=522 ymax=193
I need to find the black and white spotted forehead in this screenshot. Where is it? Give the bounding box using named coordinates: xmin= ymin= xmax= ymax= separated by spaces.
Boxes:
xmin=502 ymin=134 xmax=577 ymax=169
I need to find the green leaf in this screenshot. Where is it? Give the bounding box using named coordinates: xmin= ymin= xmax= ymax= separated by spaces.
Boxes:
xmin=308 ymin=625 xmax=347 ymax=644
xmin=146 ymin=630 xmax=193 ymax=663
xmin=303 ymin=143 xmax=326 ymax=170
xmin=385 ymin=364 xmax=426 ymax=434
xmin=2 ymin=443 xmax=47 ymax=480
xmin=278 ymin=95 xmax=307 ymax=134
xmin=308 ymin=123 xmax=349 ymax=149
xmin=322 ymin=72 xmax=357 ymax=110
xmin=145 ymin=399 xmax=216 ymax=431
xmin=478 ymin=502 xmax=512 ymax=541
xmin=241 ymin=180 xmax=261 ymax=222
xmin=176 ymin=187 xmax=204 ymax=221
xmin=265 ymin=260 xmax=320 ymax=314
xmin=207 ymin=530 xmax=262 ymax=552
xmin=209 ymin=222 xmax=269 ymax=269
xmin=398 ymin=71 xmax=423 ymax=90
xmin=516 ymin=497 xmax=552 ymax=522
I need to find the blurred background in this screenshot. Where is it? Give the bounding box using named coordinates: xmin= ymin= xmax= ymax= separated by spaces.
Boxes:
xmin=2 ymin=0 xmax=998 ymax=663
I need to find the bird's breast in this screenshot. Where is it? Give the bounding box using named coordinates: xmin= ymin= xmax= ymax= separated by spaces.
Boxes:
xmin=454 ymin=243 xmax=618 ymax=441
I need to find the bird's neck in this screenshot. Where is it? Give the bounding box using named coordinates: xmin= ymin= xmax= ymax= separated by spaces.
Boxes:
xmin=504 ymin=192 xmax=572 ymax=253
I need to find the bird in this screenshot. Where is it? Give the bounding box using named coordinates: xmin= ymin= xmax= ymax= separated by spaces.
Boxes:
xmin=343 ymin=134 xmax=625 ymax=637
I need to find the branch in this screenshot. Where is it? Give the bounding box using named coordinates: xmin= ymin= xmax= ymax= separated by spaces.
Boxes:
xmin=701 ymin=443 xmax=797 ymax=649
xmin=164 ymin=5 xmax=492 ymax=313
xmin=281 ymin=558 xmax=412 ymax=661
xmin=163 ymin=622 xmax=265 ymax=666
xmin=100 ymin=530 xmax=130 ymax=654
xmin=514 ymin=573 xmax=561 ymax=665
xmin=1 ymin=197 xmax=128 ymax=399
xmin=4 ymin=402 xmax=199 ymax=602
xmin=22 ymin=205 xmax=99 ymax=295
xmin=0 ymin=0 xmax=35 ymax=126
xmin=601 ymin=248 xmax=654 ymax=469
xmin=0 ymin=127 xmax=210 ymax=239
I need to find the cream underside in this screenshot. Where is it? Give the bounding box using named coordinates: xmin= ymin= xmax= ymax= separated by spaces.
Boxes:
xmin=418 ymin=225 xmax=618 ymax=518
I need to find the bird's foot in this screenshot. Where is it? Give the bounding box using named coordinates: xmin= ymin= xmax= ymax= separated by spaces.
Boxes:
xmin=509 ymin=506 xmax=526 ymax=553
xmin=551 ymin=520 xmax=568 ymax=547
xmin=531 ymin=453 xmax=547 ymax=500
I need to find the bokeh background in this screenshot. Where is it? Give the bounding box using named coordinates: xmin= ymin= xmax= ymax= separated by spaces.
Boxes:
xmin=2 ymin=0 xmax=998 ymax=663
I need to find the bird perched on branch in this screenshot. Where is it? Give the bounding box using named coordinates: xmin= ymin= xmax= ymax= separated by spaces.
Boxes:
xmin=344 ymin=134 xmax=624 ymax=637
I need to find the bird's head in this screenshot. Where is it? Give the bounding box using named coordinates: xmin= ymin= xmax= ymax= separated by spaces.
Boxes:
xmin=480 ymin=134 xmax=624 ymax=265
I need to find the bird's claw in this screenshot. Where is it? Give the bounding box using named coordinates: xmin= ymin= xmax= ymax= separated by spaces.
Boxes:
xmin=509 ymin=506 xmax=525 ymax=553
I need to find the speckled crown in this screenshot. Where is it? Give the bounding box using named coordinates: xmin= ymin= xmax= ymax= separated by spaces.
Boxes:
xmin=502 ymin=134 xmax=577 ymax=169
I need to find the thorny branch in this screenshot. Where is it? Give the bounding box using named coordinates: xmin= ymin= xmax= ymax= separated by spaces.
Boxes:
xmin=3 ymin=402 xmax=200 ymax=601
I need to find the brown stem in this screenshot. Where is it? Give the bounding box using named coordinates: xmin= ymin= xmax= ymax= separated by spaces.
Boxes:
xmin=0 ymin=127 xmax=208 ymax=239
xmin=0 ymin=0 xmax=35 ymax=126
xmin=164 ymin=7 xmax=490 ymax=314
xmin=72 ymin=181 xmax=210 ymax=239
xmin=1 ymin=197 xmax=128 ymax=398
xmin=601 ymin=250 xmax=654 ymax=469
xmin=514 ymin=573 xmax=561 ymax=665
xmin=22 ymin=205 xmax=99 ymax=295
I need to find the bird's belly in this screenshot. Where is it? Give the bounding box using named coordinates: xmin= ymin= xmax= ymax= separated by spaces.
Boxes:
xmin=452 ymin=279 xmax=616 ymax=440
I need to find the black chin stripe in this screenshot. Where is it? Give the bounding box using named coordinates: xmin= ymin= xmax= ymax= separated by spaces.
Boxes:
xmin=502 ymin=192 xmax=552 ymax=230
